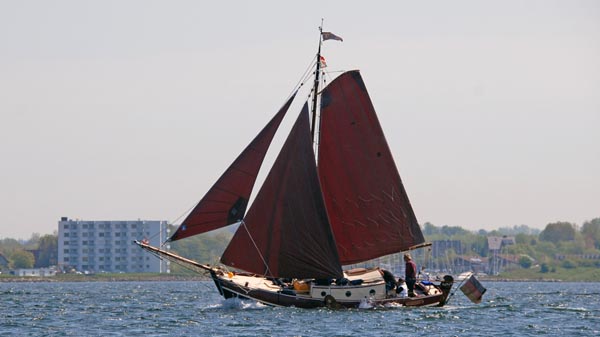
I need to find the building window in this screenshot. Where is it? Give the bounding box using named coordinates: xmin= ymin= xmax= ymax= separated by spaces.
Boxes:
xmin=64 ymin=224 xmax=69 ymax=229
xmin=64 ymin=249 xmax=69 ymax=254
xmin=64 ymin=257 xmax=69 ymax=262
xmin=64 ymin=241 xmax=69 ymax=245
xmin=99 ymin=233 xmax=104 ymax=237
xmin=64 ymin=233 xmax=69 ymax=237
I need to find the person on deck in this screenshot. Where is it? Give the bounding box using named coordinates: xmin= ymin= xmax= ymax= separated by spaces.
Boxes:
xmin=380 ymin=269 xmax=397 ymax=293
xmin=404 ymin=253 xmax=417 ymax=297
xmin=396 ymin=277 xmax=408 ymax=297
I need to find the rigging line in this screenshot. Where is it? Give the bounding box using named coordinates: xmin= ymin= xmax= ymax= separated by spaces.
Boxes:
xmin=240 ymin=220 xmax=272 ymax=278
xmin=287 ymin=54 xmax=318 ymax=100
xmin=156 ymin=201 xmax=198 ymax=246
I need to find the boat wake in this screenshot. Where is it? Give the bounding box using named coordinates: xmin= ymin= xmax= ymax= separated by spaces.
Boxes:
xmin=218 ymin=297 xmax=268 ymax=310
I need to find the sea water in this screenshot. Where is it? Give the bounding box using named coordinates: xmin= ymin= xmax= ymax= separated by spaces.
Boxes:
xmin=1 ymin=280 xmax=599 ymax=336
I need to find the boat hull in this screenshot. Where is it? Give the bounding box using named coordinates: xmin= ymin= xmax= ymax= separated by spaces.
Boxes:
xmin=211 ymin=269 xmax=453 ymax=309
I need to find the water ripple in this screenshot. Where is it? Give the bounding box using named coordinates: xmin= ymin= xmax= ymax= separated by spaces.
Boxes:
xmin=1 ymin=281 xmax=599 ymax=336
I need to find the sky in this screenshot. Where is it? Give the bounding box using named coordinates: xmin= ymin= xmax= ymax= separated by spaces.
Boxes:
xmin=1 ymin=0 xmax=598 ymax=239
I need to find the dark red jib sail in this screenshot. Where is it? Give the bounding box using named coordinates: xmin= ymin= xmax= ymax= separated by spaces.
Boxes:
xmin=168 ymin=94 xmax=296 ymax=242
xmin=221 ymin=104 xmax=343 ymax=279
xmin=318 ymin=71 xmax=425 ymax=265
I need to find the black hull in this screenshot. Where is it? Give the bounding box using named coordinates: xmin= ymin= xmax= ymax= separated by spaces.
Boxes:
xmin=211 ymin=272 xmax=453 ymax=309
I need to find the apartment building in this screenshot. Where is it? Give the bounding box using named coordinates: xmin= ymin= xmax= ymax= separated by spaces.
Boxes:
xmin=57 ymin=217 xmax=170 ymax=273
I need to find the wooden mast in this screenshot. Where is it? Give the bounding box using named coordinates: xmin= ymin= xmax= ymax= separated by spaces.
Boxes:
xmin=310 ymin=21 xmax=323 ymax=141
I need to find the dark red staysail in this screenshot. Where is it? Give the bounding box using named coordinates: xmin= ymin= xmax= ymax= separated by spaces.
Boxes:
xmin=168 ymin=94 xmax=296 ymax=242
xmin=221 ymin=104 xmax=343 ymax=279
xmin=318 ymin=71 xmax=425 ymax=265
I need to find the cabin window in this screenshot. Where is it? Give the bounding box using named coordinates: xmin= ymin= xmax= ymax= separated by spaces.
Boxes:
xmin=321 ymin=291 xmax=327 ymax=297
xmin=345 ymin=291 xmax=352 ymax=297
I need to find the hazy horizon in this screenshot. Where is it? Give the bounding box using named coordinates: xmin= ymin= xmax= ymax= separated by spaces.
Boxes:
xmin=1 ymin=1 xmax=599 ymax=240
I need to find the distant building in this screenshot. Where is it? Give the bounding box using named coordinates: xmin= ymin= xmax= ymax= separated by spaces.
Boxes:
xmin=487 ymin=236 xmax=515 ymax=275
xmin=487 ymin=236 xmax=515 ymax=252
xmin=12 ymin=267 xmax=57 ymax=277
xmin=57 ymin=217 xmax=170 ymax=273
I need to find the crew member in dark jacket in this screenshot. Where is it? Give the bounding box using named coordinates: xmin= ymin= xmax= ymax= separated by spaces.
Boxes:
xmin=404 ymin=253 xmax=417 ymax=297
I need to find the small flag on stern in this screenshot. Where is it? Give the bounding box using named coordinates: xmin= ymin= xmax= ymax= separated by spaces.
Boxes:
xmin=322 ymin=31 xmax=343 ymax=42
xmin=460 ymin=275 xmax=487 ymax=304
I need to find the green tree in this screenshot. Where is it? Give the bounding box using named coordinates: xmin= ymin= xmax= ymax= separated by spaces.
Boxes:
xmin=539 ymin=221 xmax=576 ymax=243
xmin=10 ymin=250 xmax=35 ymax=269
xmin=440 ymin=225 xmax=470 ymax=237
xmin=581 ymin=218 xmax=600 ymax=249
xmin=0 ymin=238 xmax=22 ymax=254
xmin=169 ymin=229 xmax=232 ymax=266
xmin=422 ymin=222 xmax=439 ymax=236
xmin=518 ymin=256 xmax=533 ymax=268
xmin=35 ymin=234 xmax=58 ymax=267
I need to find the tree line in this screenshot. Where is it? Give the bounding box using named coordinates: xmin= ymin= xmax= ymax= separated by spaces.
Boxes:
xmin=1 ymin=218 xmax=598 ymax=273
xmin=0 ymin=233 xmax=58 ymax=270
xmin=422 ymin=218 xmax=600 ymax=272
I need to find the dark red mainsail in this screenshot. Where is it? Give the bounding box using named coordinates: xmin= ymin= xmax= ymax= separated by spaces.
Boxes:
xmin=168 ymin=94 xmax=296 ymax=242
xmin=221 ymin=104 xmax=343 ymax=279
xmin=317 ymin=71 xmax=425 ymax=265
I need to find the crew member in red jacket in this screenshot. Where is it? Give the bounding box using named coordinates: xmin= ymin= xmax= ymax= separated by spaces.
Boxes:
xmin=404 ymin=253 xmax=417 ymax=297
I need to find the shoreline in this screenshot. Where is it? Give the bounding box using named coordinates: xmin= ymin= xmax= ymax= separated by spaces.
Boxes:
xmin=0 ymin=274 xmax=209 ymax=283
xmin=0 ymin=275 xmax=592 ymax=283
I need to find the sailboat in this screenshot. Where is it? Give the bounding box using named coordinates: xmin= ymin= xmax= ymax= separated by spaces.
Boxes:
xmin=136 ymin=29 xmax=454 ymax=308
